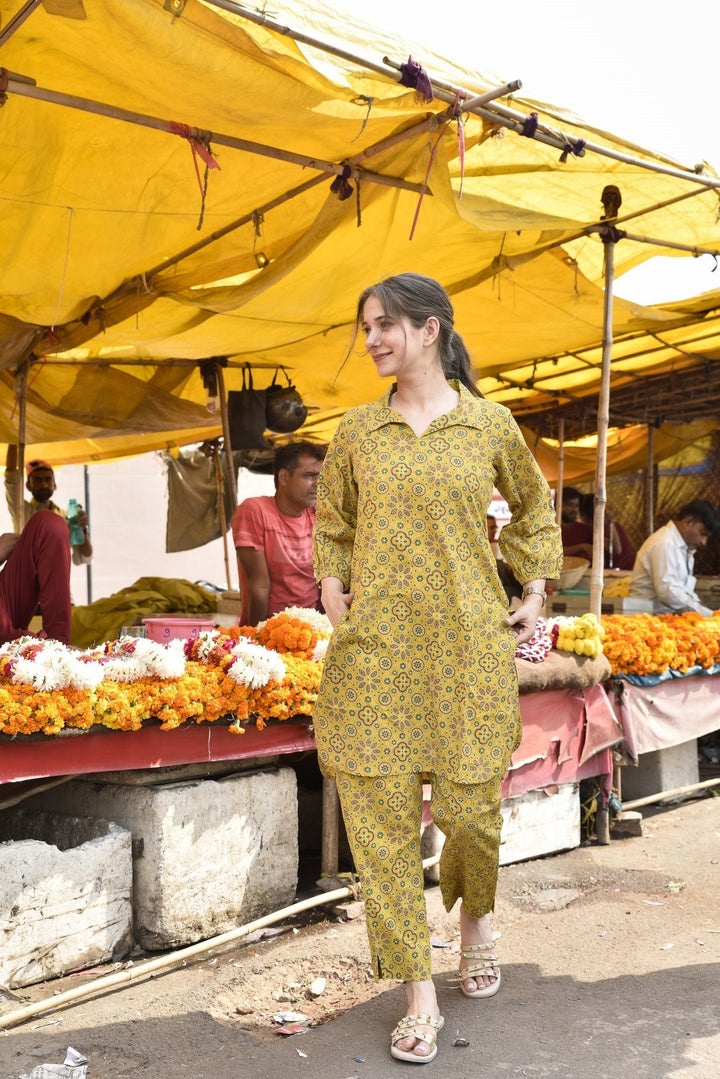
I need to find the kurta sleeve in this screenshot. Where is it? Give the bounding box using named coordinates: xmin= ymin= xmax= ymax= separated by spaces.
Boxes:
xmin=494 ymin=412 xmax=563 ymax=584
xmin=313 ymin=417 xmax=358 ymax=590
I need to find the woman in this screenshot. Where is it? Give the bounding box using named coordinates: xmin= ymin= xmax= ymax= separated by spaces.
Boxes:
xmin=313 ymin=273 xmax=562 ymax=1065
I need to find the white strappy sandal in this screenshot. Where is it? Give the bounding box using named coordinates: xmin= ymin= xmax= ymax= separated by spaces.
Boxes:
xmin=458 ymin=943 xmax=501 ymax=999
xmin=390 ymin=1013 xmax=445 ymax=1064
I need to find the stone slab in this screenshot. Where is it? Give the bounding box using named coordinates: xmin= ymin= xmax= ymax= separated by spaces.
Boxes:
xmin=622 ymin=738 xmax=699 ymax=801
xmin=499 ymin=783 xmax=580 ymax=865
xmin=0 ymin=809 xmax=132 ymax=988
xmin=29 ymin=767 xmax=298 ymax=950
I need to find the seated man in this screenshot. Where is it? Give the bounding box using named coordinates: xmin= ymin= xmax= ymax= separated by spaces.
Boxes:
xmin=628 ymin=499 xmax=720 ymax=615
xmin=563 ymin=493 xmax=635 ymax=570
xmin=0 ymin=512 xmax=72 ymax=644
xmin=5 ymin=449 xmax=93 ymax=566
xmin=231 ymin=441 xmax=326 ymax=625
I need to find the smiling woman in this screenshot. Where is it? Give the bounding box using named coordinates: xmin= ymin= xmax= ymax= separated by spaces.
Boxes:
xmin=312 ymin=271 xmax=563 ymax=1065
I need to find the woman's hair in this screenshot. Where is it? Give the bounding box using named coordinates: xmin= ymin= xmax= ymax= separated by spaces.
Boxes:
xmin=357 ymin=272 xmax=482 ymax=396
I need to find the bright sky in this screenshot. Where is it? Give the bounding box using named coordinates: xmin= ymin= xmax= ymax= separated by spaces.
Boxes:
xmin=332 ymin=0 xmax=720 ymax=305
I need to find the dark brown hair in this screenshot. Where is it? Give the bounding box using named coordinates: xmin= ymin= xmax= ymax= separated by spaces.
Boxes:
xmin=357 ymin=272 xmax=482 ymax=396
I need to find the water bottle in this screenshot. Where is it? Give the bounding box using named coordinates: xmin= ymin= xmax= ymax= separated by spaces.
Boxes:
xmin=67 ymin=498 xmax=85 ymax=546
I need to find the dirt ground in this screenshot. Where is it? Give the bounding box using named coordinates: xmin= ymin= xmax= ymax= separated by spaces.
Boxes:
xmin=1 ymin=792 xmax=719 ymax=1079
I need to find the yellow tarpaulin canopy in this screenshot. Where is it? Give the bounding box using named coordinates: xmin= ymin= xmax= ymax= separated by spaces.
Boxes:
xmin=2 ymin=0 xmax=720 ymax=465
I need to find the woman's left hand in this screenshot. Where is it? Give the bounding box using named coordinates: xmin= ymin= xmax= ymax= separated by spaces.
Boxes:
xmin=504 ymin=593 xmax=544 ymax=645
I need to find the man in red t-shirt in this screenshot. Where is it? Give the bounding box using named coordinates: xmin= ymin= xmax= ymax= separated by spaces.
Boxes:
xmin=231 ymin=442 xmax=326 ymax=624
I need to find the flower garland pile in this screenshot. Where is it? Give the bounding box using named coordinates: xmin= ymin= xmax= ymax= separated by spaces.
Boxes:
xmin=550 ymin=613 xmax=605 ymax=658
xmin=602 ymin=611 xmax=720 ymax=676
xmin=0 ymin=611 xmax=326 ymax=739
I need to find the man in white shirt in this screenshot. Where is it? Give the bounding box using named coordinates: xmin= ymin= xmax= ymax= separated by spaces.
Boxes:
xmin=628 ymin=500 xmax=720 ymax=616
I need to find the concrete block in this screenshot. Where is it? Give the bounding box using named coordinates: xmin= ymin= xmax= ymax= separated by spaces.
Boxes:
xmin=419 ymin=783 xmax=580 ymax=877
xmin=30 ymin=767 xmax=298 ymax=951
xmin=0 ymin=809 xmax=132 ymax=988
xmin=621 ymin=738 xmax=699 ymax=801
xmin=499 ymin=783 xmax=580 ymax=865
xmin=611 ymin=810 xmax=644 ymax=837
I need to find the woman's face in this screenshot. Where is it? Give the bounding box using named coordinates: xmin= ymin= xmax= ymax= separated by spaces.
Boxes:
xmin=361 ymin=294 xmax=433 ymax=380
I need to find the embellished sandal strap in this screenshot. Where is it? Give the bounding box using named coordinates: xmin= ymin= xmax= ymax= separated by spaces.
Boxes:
xmin=460 ymin=944 xmax=498 ymax=962
xmin=458 ymin=960 xmax=499 ymax=981
xmin=392 ymin=1013 xmax=442 ymax=1044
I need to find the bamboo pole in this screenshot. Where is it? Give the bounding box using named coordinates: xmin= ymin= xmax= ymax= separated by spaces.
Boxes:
xmin=135 ymin=111 xmax=441 ymax=286
xmin=646 ymin=422 xmax=655 ymax=537
xmin=0 ymin=885 xmax=356 ymax=1032
xmin=3 ymin=77 xmax=425 ymax=196
xmin=14 ymin=363 xmax=29 ymax=529
xmin=556 ymin=416 xmax=565 ymax=527
xmin=0 ymin=0 xmax=43 ymax=47
xmin=214 ymin=363 xmax=238 ymax=511
xmin=212 ymin=442 xmax=233 ymax=591
xmin=623 ymin=775 xmax=720 ymax=811
xmin=621 ymin=231 xmax=720 ymax=258
xmin=377 ymin=58 xmax=720 ymax=192
xmin=205 ymin=0 xmax=720 ymax=189
xmin=590 ymin=207 xmax=619 ymax=621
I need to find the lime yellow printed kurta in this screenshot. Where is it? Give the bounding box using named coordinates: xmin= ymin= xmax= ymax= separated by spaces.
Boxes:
xmin=312 ymin=383 xmax=563 ymax=784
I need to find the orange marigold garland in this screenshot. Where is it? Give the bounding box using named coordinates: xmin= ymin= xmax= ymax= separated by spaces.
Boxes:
xmin=601 ymin=611 xmax=720 ymax=677
xmin=0 ymin=614 xmax=327 ymax=738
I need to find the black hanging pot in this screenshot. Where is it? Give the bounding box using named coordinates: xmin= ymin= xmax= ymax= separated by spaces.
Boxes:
xmin=265 ymin=368 xmax=308 ymax=433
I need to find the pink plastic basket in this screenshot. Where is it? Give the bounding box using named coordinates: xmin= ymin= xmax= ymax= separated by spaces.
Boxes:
xmin=142 ymin=616 xmax=216 ymax=643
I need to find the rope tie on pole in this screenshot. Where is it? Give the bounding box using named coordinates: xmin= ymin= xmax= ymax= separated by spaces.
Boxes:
xmin=520 ymin=111 xmax=538 ymax=138
xmin=168 ymin=121 xmax=220 ymax=228
xmin=398 ymin=55 xmax=434 ymax=102
xmin=559 ymin=137 xmax=586 ymax=163
xmin=451 ymin=94 xmax=466 ymax=198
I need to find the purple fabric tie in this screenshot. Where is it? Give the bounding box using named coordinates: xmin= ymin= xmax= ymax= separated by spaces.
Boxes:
xmin=330 ymin=164 xmax=354 ymax=201
xmin=399 ymin=56 xmax=434 ymax=103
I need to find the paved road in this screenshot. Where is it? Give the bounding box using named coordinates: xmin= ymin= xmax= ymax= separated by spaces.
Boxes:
xmin=2 ymin=795 xmax=719 ymax=1078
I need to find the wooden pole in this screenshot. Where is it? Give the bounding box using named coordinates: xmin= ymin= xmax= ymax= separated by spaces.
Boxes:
xmin=590 ymin=191 xmax=621 ymax=621
xmin=214 ymin=363 xmax=238 ymax=511
xmin=212 ymin=442 xmax=233 ymax=591
xmin=0 ymin=0 xmax=43 ymax=47
xmin=556 ymin=416 xmax=565 ymax=526
xmin=4 ymin=77 xmax=425 ymax=196
xmin=321 ymin=777 xmax=341 ymax=878
xmin=623 ymin=775 xmax=720 ymax=811
xmin=204 ymin=0 xmax=720 ymax=189
xmin=14 ymin=363 xmax=29 ymax=529
xmin=0 ymin=883 xmax=357 ymax=1031
xmin=621 ymin=230 xmax=720 ymax=258
xmin=376 ymin=58 xmax=720 ymax=191
xmin=646 ymin=422 xmax=655 ymax=537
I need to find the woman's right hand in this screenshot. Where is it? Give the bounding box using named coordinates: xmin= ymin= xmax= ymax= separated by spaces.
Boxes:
xmin=321 ymin=577 xmax=354 ymax=627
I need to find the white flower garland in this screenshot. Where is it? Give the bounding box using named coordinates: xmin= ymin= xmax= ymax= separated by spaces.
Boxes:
xmin=92 ymin=637 xmax=187 ymax=682
xmin=228 ymin=638 xmax=286 ymax=688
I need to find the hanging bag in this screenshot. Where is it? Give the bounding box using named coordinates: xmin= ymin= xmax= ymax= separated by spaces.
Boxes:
xmin=227 ymin=364 xmax=272 ymax=449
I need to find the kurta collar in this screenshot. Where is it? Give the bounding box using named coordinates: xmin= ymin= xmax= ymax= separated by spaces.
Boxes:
xmin=365 ymin=380 xmax=487 ymax=434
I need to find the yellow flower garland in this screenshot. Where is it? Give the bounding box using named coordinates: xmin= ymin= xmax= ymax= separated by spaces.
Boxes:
xmin=0 ymin=627 xmax=322 ymax=739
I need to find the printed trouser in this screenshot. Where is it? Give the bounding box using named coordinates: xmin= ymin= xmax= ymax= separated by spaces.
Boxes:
xmin=335 ymin=770 xmax=503 ymax=981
